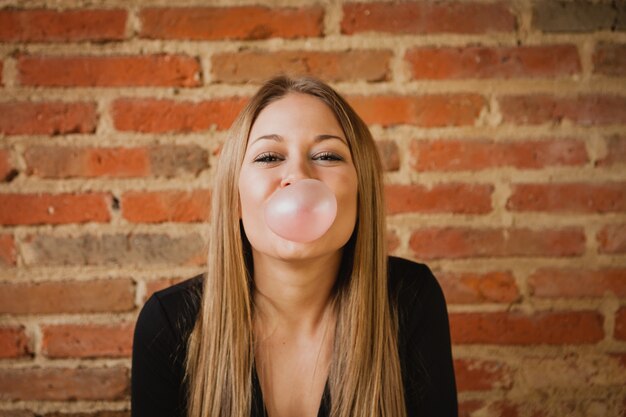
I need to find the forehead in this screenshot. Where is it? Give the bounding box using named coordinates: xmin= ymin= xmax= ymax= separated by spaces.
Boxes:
xmin=249 ymin=93 xmax=344 ymax=139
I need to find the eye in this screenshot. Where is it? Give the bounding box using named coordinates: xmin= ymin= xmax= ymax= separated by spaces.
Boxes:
xmin=253 ymin=152 xmax=283 ymax=164
xmin=314 ymin=152 xmax=343 ymax=162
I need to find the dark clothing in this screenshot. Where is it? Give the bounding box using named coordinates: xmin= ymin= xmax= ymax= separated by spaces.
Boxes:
xmin=131 ymin=256 xmax=458 ymax=417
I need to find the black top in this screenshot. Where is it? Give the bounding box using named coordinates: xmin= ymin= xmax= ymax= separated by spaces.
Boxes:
xmin=131 ymin=256 xmax=458 ymax=417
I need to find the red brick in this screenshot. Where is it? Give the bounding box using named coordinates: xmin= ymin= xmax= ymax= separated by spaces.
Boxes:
xmin=411 ymin=139 xmax=588 ymax=171
xmin=597 ymin=224 xmax=626 ymax=254
xmin=385 ymin=183 xmax=493 ymax=215
xmin=499 ymin=94 xmax=626 ymax=126
xmin=22 ymin=233 xmax=206 ymax=267
xmin=409 ymin=227 xmax=585 ymax=260
xmin=0 ymin=193 xmax=111 ymax=225
xmin=212 ymin=50 xmax=391 ymax=83
xmin=0 ymin=279 xmax=135 ymax=314
xmin=532 ymin=1 xmax=622 ymax=33
xmin=121 ymin=189 xmax=211 ymax=223
xmin=140 ymin=6 xmax=323 ymax=40
xmin=144 ymin=277 xmax=188 ymax=302
xmin=0 ymin=61 xmax=2 ymax=85
xmin=0 ymin=9 xmax=126 ymax=42
xmin=0 ymin=326 xmax=31 ymax=359
xmin=0 ymin=101 xmax=97 ymax=136
xmin=593 ymin=43 xmax=626 ymax=76
xmin=24 ymin=145 xmax=208 ymax=179
xmin=0 ymin=234 xmax=16 ymax=267
xmin=529 ymin=268 xmax=626 ymax=298
xmin=112 ymin=97 xmax=246 ymax=133
xmin=406 ymin=45 xmax=580 ymax=80
xmin=454 ymin=358 xmax=512 ymax=391
xmin=42 ymin=323 xmax=134 ymax=358
xmin=19 ymin=55 xmax=200 ymax=87
xmin=0 ymin=367 xmax=128 ymax=400
xmin=348 ymin=94 xmax=485 ymax=127
xmin=376 ymin=140 xmax=400 ymax=171
xmin=616 ymin=307 xmax=626 ymax=341
xmin=342 ymin=2 xmax=516 ymax=34
xmin=597 ymin=135 xmax=626 ymax=166
xmin=437 ymin=271 xmax=519 ymax=304
xmin=0 ymin=149 xmax=15 ymax=181
xmin=450 ymin=311 xmax=604 ymax=345
xmin=507 ymin=182 xmax=626 ymax=213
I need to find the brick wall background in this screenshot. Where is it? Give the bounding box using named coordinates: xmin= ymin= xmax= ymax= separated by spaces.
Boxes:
xmin=0 ymin=0 xmax=625 ymax=416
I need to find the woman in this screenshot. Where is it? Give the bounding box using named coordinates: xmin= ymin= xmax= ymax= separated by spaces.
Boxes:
xmin=131 ymin=76 xmax=457 ymax=417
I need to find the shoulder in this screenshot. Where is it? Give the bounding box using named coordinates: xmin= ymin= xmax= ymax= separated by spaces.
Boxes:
xmin=136 ymin=274 xmax=204 ymax=344
xmin=387 ymin=255 xmax=442 ymax=304
xmin=386 ymin=256 xmax=448 ymax=338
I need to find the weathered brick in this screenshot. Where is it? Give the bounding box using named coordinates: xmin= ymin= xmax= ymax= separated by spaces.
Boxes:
xmin=212 ymin=50 xmax=391 ymax=83
xmin=0 ymin=410 xmax=34 ymax=417
xmin=450 ymin=311 xmax=604 ymax=345
xmin=121 ymin=189 xmax=211 ymax=223
xmin=0 ymin=9 xmax=126 ymax=42
xmin=616 ymin=307 xmax=626 ymax=341
xmin=593 ymin=43 xmax=626 ymax=76
xmin=43 ymin=412 xmax=130 ymax=417
xmin=148 ymin=145 xmax=209 ymax=177
xmin=0 ymin=149 xmax=16 ymax=182
xmin=507 ymin=182 xmax=626 ymax=213
xmin=532 ymin=1 xmax=625 ymax=33
xmin=112 ymin=98 xmax=247 ymax=133
xmin=0 ymin=367 xmax=128 ymax=400
xmin=437 ymin=271 xmax=519 ymax=304
xmin=0 ymin=279 xmax=135 ymax=314
xmin=529 ymin=268 xmax=626 ymax=298
xmin=24 ymin=145 xmax=208 ymax=179
xmin=140 ymin=6 xmax=323 ymax=40
xmin=406 ymin=45 xmax=580 ymax=79
xmin=342 ymin=2 xmax=516 ymax=34
xmin=387 ymin=230 xmax=400 ymax=254
xmin=499 ymin=94 xmax=626 ymax=126
xmin=19 ymin=55 xmax=200 ymax=87
xmin=42 ymin=323 xmax=134 ymax=358
xmin=0 ymin=101 xmax=97 ymax=135
xmin=454 ymin=358 xmax=513 ymax=391
xmin=385 ymin=183 xmax=493 ymax=215
xmin=459 ymin=401 xmax=519 ymax=417
xmin=518 ymin=354 xmax=626 ymax=390
xmin=348 ymin=94 xmax=485 ymax=127
xmin=0 ymin=193 xmax=111 ymax=225
xmin=22 ymin=233 xmax=205 ymax=267
xmin=376 ymin=140 xmax=400 ymax=172
xmin=597 ymin=224 xmax=626 ymax=254
xmin=0 ymin=234 xmax=16 ymax=267
xmin=409 ymin=227 xmax=585 ymax=260
xmin=411 ymin=139 xmax=588 ymax=171
xmin=597 ymin=135 xmax=626 ymax=166
xmin=0 ymin=326 xmax=31 ymax=359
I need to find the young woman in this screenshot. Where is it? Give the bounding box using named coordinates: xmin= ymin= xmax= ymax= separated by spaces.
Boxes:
xmin=131 ymin=76 xmax=457 ymax=417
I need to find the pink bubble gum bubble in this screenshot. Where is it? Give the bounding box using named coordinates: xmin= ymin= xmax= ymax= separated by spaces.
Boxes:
xmin=264 ymin=179 xmax=338 ymax=243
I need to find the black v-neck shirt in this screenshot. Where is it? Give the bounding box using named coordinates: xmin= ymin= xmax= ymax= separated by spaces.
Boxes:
xmin=131 ymin=256 xmax=458 ymax=417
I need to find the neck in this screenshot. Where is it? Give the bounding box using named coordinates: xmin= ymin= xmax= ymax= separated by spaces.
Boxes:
xmin=251 ymin=249 xmax=342 ymax=337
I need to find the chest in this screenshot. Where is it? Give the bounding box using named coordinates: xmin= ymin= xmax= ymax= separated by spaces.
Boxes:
xmin=255 ymin=338 xmax=333 ymax=417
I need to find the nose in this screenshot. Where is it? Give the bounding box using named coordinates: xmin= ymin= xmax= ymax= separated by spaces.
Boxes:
xmin=280 ymin=155 xmax=312 ymax=188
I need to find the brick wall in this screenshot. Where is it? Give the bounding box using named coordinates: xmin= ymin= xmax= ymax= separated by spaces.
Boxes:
xmin=0 ymin=1 xmax=625 ymax=416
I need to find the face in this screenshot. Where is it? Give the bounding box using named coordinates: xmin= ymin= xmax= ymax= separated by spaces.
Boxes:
xmin=238 ymin=92 xmax=358 ymax=261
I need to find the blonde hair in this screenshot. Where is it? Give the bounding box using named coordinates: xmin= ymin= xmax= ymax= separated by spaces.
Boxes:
xmin=185 ymin=76 xmax=406 ymax=417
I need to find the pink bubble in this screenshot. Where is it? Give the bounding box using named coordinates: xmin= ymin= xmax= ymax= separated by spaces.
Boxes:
xmin=264 ymin=179 xmax=337 ymax=243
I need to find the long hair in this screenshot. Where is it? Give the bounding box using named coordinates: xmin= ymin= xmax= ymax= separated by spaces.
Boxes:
xmin=185 ymin=76 xmax=406 ymax=417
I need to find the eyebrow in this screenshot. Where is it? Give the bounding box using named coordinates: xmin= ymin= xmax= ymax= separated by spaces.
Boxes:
xmin=251 ymin=134 xmax=348 ymax=146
